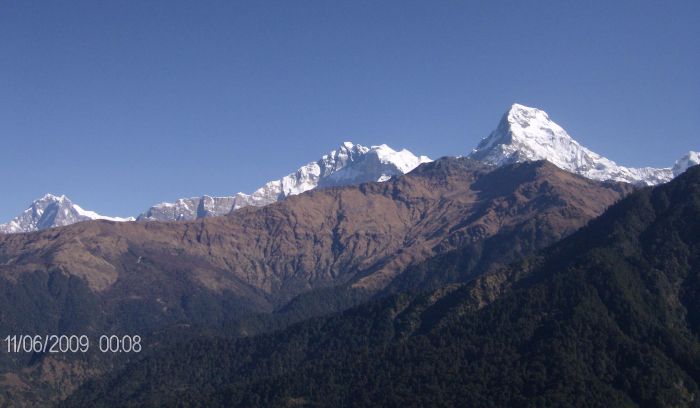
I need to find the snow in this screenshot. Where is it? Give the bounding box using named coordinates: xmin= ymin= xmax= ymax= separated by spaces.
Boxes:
xmin=73 ymin=204 xmax=134 ymax=222
xmin=371 ymin=144 xmax=432 ymax=173
xmin=3 ymin=103 xmax=696 ymax=232
xmin=469 ymin=103 xmax=677 ymax=186
xmin=672 ymin=151 xmax=700 ymax=176
xmin=0 ymin=194 xmax=134 ymax=234
xmin=138 ymin=141 xmax=432 ymax=221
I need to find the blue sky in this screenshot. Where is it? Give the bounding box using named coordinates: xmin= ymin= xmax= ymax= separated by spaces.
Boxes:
xmin=1 ymin=0 xmax=698 ymax=219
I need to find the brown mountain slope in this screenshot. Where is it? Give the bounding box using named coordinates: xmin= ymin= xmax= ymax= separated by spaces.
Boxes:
xmin=0 ymin=158 xmax=635 ymax=405
xmin=0 ymin=158 xmax=632 ymax=317
xmin=63 ymin=165 xmax=700 ymax=408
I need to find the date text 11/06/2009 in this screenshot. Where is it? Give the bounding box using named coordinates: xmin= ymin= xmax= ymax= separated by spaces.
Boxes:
xmin=3 ymin=335 xmax=142 ymax=353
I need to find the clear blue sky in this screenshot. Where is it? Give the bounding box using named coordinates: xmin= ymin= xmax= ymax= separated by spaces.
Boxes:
xmin=1 ymin=0 xmax=698 ymax=219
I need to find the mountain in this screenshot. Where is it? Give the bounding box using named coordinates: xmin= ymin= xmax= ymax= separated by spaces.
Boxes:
xmin=65 ymin=165 xmax=700 ymax=407
xmin=136 ymin=195 xmax=238 ymax=222
xmin=0 ymin=159 xmax=634 ymax=404
xmin=138 ymin=142 xmax=431 ymax=221
xmin=0 ymin=194 xmax=133 ymax=234
xmin=0 ymin=159 xmax=631 ymax=309
xmin=470 ymin=103 xmax=698 ymax=186
xmin=4 ymin=105 xmax=696 ymax=230
xmin=673 ymin=151 xmax=700 ymax=176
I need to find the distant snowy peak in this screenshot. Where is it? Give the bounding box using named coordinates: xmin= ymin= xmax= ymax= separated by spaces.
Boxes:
xmin=470 ymin=103 xmax=686 ymax=186
xmin=138 ymin=142 xmax=431 ymax=221
xmin=137 ymin=196 xmax=237 ymax=222
xmin=0 ymin=194 xmax=134 ymax=234
xmin=272 ymin=141 xmax=431 ymax=196
xmin=672 ymin=151 xmax=700 ymax=177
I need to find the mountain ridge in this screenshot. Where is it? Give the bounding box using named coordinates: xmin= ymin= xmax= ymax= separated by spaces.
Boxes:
xmin=0 ymin=158 xmax=632 ymax=307
xmin=0 ymin=158 xmax=635 ymax=405
xmin=3 ymin=104 xmax=696 ymax=233
xmin=63 ymin=164 xmax=700 ymax=407
xmin=137 ymin=141 xmax=431 ymax=222
xmin=0 ymin=142 xmax=430 ymax=233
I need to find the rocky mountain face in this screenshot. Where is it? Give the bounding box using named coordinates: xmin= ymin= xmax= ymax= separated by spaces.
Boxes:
xmin=0 ymin=194 xmax=133 ymax=234
xmin=470 ymin=103 xmax=698 ymax=186
xmin=137 ymin=142 xmax=431 ymax=221
xmin=65 ymin=165 xmax=700 ymax=408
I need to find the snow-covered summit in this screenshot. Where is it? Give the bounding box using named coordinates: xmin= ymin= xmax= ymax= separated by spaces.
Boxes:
xmin=138 ymin=142 xmax=431 ymax=221
xmin=672 ymin=151 xmax=700 ymax=177
xmin=313 ymin=142 xmax=431 ymax=188
xmin=0 ymin=194 xmax=134 ymax=234
xmin=469 ymin=103 xmax=688 ymax=186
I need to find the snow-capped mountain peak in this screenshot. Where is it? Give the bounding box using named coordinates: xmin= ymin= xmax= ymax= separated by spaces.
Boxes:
xmin=6 ymin=106 xmax=695 ymax=230
xmin=0 ymin=194 xmax=134 ymax=234
xmin=672 ymin=151 xmax=700 ymax=177
xmin=371 ymin=143 xmax=431 ymax=174
xmin=470 ymin=103 xmax=676 ymax=186
xmin=138 ymin=141 xmax=431 ymax=221
xmin=472 ymin=103 xmax=614 ymax=173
